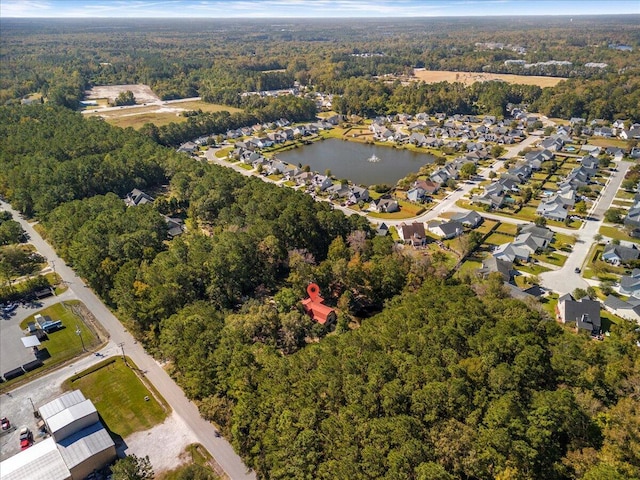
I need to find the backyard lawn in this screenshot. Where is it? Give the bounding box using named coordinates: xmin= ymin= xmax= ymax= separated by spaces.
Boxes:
xmin=599 ymin=225 xmax=640 ymax=244
xmin=64 ymin=356 xmax=168 ymax=439
xmin=485 ymin=232 xmax=514 ymax=246
xmin=495 ymin=222 xmax=518 ymax=235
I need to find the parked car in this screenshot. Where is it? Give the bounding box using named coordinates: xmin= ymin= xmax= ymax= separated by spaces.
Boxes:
xmin=2 ymin=303 xmax=18 ymax=313
xmin=19 ymin=427 xmax=33 ymax=450
xmin=1 ymin=417 xmax=10 ymax=430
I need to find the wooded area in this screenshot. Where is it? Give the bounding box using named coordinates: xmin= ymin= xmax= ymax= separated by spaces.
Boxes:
xmin=1 ymin=101 xmax=639 ymax=479
xmin=1 ymin=16 xmax=639 ymax=123
xmin=1 ymin=15 xmax=640 ymax=479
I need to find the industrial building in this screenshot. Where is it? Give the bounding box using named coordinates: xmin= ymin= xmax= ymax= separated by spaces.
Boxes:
xmin=0 ymin=391 xmax=117 ymax=480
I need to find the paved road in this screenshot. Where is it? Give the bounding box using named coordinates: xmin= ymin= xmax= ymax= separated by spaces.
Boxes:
xmin=539 ymin=159 xmax=632 ymax=295
xmin=0 ymin=200 xmax=256 ymax=480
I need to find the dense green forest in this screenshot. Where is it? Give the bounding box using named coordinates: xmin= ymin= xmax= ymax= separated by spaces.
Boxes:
xmin=1 ymin=104 xmax=639 ymax=479
xmin=2 ymin=16 xmax=639 ymax=123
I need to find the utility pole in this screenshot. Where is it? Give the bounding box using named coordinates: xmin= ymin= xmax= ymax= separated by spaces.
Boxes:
xmin=75 ymin=325 xmax=86 ymax=352
xmin=118 ymin=342 xmax=128 ymax=366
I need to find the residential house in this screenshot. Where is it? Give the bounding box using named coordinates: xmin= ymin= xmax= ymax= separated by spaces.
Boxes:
xmin=451 ymin=211 xmax=483 ymax=228
xmin=124 ymin=189 xmax=154 ymax=207
xmin=430 ymin=169 xmax=451 ymax=185
xmin=165 ymin=216 xmax=185 ymax=238
xmin=556 ymin=294 xmax=601 ymax=334
xmin=397 ymin=222 xmax=428 ymax=246
xmin=593 ymin=126 xmax=613 ymax=137
xmin=177 ymin=141 xmax=198 ymax=154
xmin=312 ymin=174 xmax=333 ymax=191
xmin=493 ymin=242 xmax=531 ymax=263
xmin=327 ymin=182 xmax=350 ymax=199
xmin=602 ymin=244 xmax=640 ymax=266
xmin=369 ymin=195 xmax=399 ymax=213
xmin=536 ymin=201 xmax=568 ymax=222
xmin=519 ymin=224 xmax=554 ymax=245
xmin=477 ymin=256 xmax=514 ymax=282
xmin=427 ymin=220 xmax=463 ymax=239
xmin=348 ymin=186 xmax=370 ymax=204
xmin=406 ymin=186 xmax=427 ymax=203
xmin=580 ymin=156 xmax=599 ymax=176
xmin=621 ymin=127 xmax=640 ymax=140
xmin=376 ymin=222 xmax=389 ymax=236
xmin=603 ymin=295 xmax=640 ymax=323
xmin=301 ymin=283 xmax=336 ymax=325
xmin=619 ymin=269 xmax=640 ymax=298
xmin=414 ymin=179 xmax=440 ymax=195
xmin=294 ymin=171 xmax=315 ymax=186
xmin=540 ymin=136 xmax=564 ymax=151
xmin=409 ymin=132 xmax=428 ymax=146
xmin=267 ymin=159 xmax=288 ymax=175
xmin=625 ymin=203 xmax=640 ymax=228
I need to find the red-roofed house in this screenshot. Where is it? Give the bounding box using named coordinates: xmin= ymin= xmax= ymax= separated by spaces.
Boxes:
xmin=301 ymin=283 xmax=337 ymax=325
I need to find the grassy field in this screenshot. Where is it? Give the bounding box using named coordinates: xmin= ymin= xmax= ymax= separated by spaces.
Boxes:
xmin=495 ymin=222 xmax=518 ymax=235
xmin=19 ymin=301 xmax=101 ymax=364
xmin=86 ymin=101 xmax=241 ymax=130
xmin=587 ymin=137 xmax=632 ymax=149
xmin=485 ymin=232 xmax=514 ymax=246
xmin=599 ymin=225 xmax=640 ymax=244
xmin=412 ymin=69 xmax=566 ymax=87
xmin=64 ymin=356 xmax=168 ymax=439
xmin=215 ymin=147 xmax=234 ymax=158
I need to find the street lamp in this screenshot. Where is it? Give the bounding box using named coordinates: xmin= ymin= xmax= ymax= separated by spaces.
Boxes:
xmin=75 ymin=325 xmax=85 ymax=352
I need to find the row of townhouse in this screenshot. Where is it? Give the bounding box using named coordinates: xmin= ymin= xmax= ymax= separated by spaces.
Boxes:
xmin=536 ymin=155 xmax=600 ymax=222
xmin=471 ymin=152 xmax=542 ymax=209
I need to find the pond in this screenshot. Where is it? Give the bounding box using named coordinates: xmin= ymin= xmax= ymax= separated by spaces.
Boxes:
xmin=276 ymin=138 xmax=435 ymax=186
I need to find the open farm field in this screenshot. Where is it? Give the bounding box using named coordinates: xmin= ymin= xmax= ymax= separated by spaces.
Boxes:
xmin=412 ymin=69 xmax=567 ymax=87
xmin=86 ymin=101 xmax=241 ymax=129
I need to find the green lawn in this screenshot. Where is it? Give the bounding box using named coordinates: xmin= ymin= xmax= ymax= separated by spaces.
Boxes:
xmin=495 ymin=222 xmax=518 ymax=235
xmin=517 ymin=263 xmax=552 ymax=275
xmin=540 ymin=293 xmax=559 ymax=318
xmin=554 ymin=232 xmax=577 ymax=247
xmin=20 ymin=301 xmax=100 ymax=364
xmin=215 ymin=147 xmax=233 ymax=158
xmin=475 ymin=219 xmax=499 ymax=235
xmin=532 ymin=251 xmax=568 ymax=267
xmin=64 ymin=357 xmax=168 ymax=439
xmin=599 ymin=225 xmax=640 ymax=244
xmin=485 ymin=232 xmax=514 ymax=246
xmin=615 ymin=190 xmax=636 ymax=200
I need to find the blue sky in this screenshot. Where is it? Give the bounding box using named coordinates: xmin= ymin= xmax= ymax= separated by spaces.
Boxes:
xmin=2 ymin=0 xmax=639 ymax=18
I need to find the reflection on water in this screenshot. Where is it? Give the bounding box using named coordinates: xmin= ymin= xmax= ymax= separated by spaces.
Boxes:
xmin=277 ymin=139 xmax=435 ymax=186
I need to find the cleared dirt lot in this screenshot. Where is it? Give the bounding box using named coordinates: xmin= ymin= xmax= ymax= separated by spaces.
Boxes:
xmin=86 ymin=100 xmax=241 ymax=129
xmin=84 ymin=84 xmax=161 ymax=104
xmin=412 ymin=69 xmax=567 ymax=87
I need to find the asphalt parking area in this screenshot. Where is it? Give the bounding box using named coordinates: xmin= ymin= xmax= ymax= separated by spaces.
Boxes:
xmin=0 ymin=302 xmax=44 ymax=377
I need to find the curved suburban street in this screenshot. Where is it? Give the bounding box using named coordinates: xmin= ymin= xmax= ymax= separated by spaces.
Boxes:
xmin=0 ymin=199 xmax=256 ymax=480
